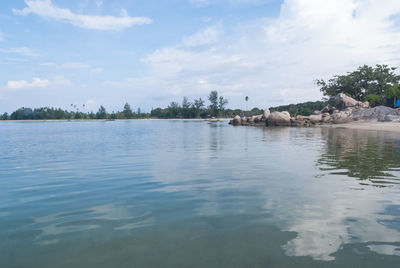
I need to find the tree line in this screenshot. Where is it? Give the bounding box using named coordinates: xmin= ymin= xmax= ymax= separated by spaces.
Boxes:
xmin=0 ymin=91 xmax=230 ymax=120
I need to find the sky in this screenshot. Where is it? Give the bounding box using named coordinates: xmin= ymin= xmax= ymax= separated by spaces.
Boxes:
xmin=1 ymin=0 xmax=400 ymax=113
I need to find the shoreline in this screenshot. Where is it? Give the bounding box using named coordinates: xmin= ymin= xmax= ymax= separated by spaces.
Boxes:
xmin=320 ymin=121 xmax=400 ymax=133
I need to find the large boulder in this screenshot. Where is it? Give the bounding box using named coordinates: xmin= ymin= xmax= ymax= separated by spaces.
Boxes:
xmin=352 ymin=106 xmax=400 ymax=121
xmin=281 ymin=111 xmax=291 ymax=118
xmin=267 ymin=111 xmax=291 ymax=126
xmin=331 ymin=108 xmax=354 ymax=123
xmin=263 ymin=108 xmax=271 ymax=119
xmin=335 ymin=93 xmax=369 ymax=110
xmin=253 ymin=115 xmax=263 ymax=123
xmin=232 ymin=115 xmax=241 ymax=125
xmin=309 ymin=114 xmax=322 ymax=123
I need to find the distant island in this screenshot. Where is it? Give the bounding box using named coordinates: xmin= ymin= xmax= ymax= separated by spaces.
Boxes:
xmin=1 ymin=64 xmax=399 ymax=121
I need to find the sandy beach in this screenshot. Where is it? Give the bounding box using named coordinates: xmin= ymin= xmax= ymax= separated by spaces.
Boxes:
xmin=322 ymin=121 xmax=400 ymax=133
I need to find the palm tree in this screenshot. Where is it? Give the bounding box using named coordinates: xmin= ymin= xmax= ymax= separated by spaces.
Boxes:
xmin=245 ymin=96 xmax=249 ymax=116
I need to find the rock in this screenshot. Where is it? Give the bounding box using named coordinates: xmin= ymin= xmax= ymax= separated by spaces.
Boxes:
xmin=253 ymin=115 xmax=263 ymax=123
xmin=309 ymin=114 xmax=322 ymax=123
xmin=321 ymin=105 xmax=334 ymax=114
xmin=322 ymin=112 xmax=330 ymax=117
xmin=295 ymin=115 xmax=308 ymax=121
xmin=331 ymin=110 xmax=353 ymax=123
xmin=281 ymin=111 xmax=291 ymax=118
xmin=241 ymin=117 xmax=249 ymax=125
xmin=267 ymin=111 xmax=291 ymax=126
xmin=322 ymin=115 xmax=331 ymax=123
xmin=383 ymin=115 xmax=400 ymax=122
xmin=352 ymin=106 xmax=400 ymax=121
xmin=291 ymin=119 xmax=306 ymax=126
xmin=335 ymin=93 xmax=370 ymax=110
xmin=232 ymin=115 xmax=241 ymax=125
xmin=361 ymin=101 xmax=370 ymax=108
xmin=263 ymin=108 xmax=271 ymax=119
xmin=321 ymin=113 xmax=331 ymax=123
xmin=312 ymin=110 xmax=322 ymax=115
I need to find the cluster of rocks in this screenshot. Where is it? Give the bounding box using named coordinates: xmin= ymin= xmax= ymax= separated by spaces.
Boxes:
xmin=230 ymin=93 xmax=400 ymax=127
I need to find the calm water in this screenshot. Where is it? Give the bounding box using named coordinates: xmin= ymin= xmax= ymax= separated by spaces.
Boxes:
xmin=1 ymin=120 xmax=400 ymax=268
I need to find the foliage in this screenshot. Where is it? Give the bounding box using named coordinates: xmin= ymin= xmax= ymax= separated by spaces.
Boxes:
xmin=123 ymin=102 xmax=133 ymax=119
xmin=208 ymin=90 xmax=219 ymax=116
xmin=150 ymin=91 xmax=229 ymax=119
xmin=316 ymin=64 xmax=400 ymax=107
xmin=96 ymin=106 xmax=107 ymax=119
xmin=270 ymin=100 xmax=329 ymax=116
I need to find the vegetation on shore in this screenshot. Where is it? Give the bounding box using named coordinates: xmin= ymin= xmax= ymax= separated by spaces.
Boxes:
xmin=317 ymin=64 xmax=400 ymax=107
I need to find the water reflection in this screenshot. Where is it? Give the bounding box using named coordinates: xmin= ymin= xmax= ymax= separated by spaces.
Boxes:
xmin=1 ymin=121 xmax=400 ymax=267
xmin=318 ymin=128 xmax=400 ymax=187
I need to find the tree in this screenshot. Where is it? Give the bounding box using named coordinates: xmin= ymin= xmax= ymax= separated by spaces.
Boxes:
xmin=385 ymin=84 xmax=400 ymax=107
xmin=208 ymin=90 xmax=219 ymax=117
xmin=193 ymin=98 xmax=205 ymax=118
xmin=167 ymin=102 xmax=180 ymax=118
xmin=317 ymin=64 xmax=400 ymax=107
xmin=218 ymin=96 xmax=228 ymax=116
xmin=96 ymin=105 xmax=107 ymax=119
xmin=123 ymin=102 xmax=133 ymax=119
xmin=0 ymin=112 xmax=8 ymax=120
xmin=182 ymin=96 xmax=191 ymax=118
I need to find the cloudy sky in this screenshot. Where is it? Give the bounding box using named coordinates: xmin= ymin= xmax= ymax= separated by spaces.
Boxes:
xmin=1 ymin=0 xmax=400 ymax=113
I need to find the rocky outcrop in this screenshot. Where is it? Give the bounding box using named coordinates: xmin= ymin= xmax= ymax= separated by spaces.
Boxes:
xmin=232 ymin=115 xmax=241 ymax=125
xmin=335 ymin=93 xmax=369 ymax=110
xmin=267 ymin=111 xmax=291 ymax=126
xmin=352 ymin=106 xmax=400 ymax=121
xmin=230 ymin=93 xmax=400 ymax=127
xmin=263 ymin=109 xmax=271 ymax=119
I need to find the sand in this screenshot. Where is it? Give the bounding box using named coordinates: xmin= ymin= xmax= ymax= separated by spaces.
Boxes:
xmin=321 ymin=121 xmax=400 ymax=133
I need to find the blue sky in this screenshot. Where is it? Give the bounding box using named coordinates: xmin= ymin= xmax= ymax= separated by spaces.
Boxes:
xmin=1 ymin=0 xmax=400 ymax=113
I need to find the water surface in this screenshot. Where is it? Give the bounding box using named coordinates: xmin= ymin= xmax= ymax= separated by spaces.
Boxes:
xmin=1 ymin=121 xmax=400 ymax=267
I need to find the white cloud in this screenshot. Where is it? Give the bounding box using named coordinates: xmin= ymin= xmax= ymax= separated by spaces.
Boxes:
xmin=59 ymin=62 xmax=90 ymax=69
xmin=182 ymin=25 xmax=221 ymax=47
xmin=7 ymin=77 xmax=50 ymax=89
xmin=190 ymin=0 xmax=265 ymax=7
xmin=39 ymin=62 xmax=101 ymax=71
xmin=39 ymin=62 xmax=57 ymax=67
xmin=124 ymin=0 xmax=400 ymax=107
xmin=91 ymin=67 xmax=104 ymax=74
xmin=52 ymin=75 xmax=72 ymax=86
xmin=4 ymin=47 xmax=39 ymax=57
xmin=12 ymin=0 xmax=153 ymax=31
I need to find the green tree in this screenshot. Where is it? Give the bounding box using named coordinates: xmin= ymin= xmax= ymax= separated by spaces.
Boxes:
xmin=123 ymin=102 xmax=133 ymax=119
xmin=208 ymin=90 xmax=219 ymax=117
xmin=193 ymin=98 xmax=205 ymax=118
xmin=96 ymin=105 xmax=107 ymax=119
xmin=385 ymin=84 xmax=400 ymax=107
xmin=1 ymin=112 xmax=8 ymax=120
xmin=218 ymin=96 xmax=228 ymax=117
xmin=317 ymin=64 xmax=400 ymax=106
xmin=245 ymin=96 xmax=249 ymax=115
xmin=182 ymin=96 xmax=191 ymax=118
xmin=167 ymin=102 xmax=180 ymax=118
